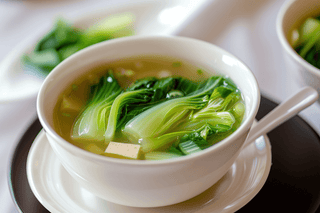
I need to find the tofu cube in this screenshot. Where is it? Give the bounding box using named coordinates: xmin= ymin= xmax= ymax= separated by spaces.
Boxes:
xmin=104 ymin=142 xmax=141 ymax=159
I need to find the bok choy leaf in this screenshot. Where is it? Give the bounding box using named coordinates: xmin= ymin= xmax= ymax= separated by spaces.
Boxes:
xmin=122 ymin=76 xmax=223 ymax=140
xmin=69 ymin=72 xmax=244 ymax=160
xmin=72 ymin=71 xmax=122 ymax=141
xmin=23 ymin=14 xmax=134 ymax=75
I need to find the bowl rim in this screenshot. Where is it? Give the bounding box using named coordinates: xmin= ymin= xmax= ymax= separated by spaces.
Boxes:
xmin=37 ymin=35 xmax=260 ymax=166
xmin=276 ymin=0 xmax=320 ymax=77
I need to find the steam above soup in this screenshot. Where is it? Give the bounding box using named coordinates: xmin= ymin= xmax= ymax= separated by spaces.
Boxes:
xmin=54 ymin=56 xmax=245 ymax=160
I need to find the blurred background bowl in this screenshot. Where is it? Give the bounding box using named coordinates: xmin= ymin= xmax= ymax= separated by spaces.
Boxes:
xmin=276 ymin=0 xmax=320 ymax=102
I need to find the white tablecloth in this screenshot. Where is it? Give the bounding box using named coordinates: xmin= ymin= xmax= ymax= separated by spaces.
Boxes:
xmin=1 ymin=0 xmax=319 ymax=212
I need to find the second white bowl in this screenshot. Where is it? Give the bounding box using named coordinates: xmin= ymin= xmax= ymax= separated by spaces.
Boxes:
xmin=277 ymin=0 xmax=320 ymax=101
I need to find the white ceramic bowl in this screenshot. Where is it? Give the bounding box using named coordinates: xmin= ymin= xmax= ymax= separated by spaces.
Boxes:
xmin=277 ymin=0 xmax=320 ymax=102
xmin=37 ymin=35 xmax=260 ymax=207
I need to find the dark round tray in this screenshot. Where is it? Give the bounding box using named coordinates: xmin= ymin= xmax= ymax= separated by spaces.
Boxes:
xmin=8 ymin=96 xmax=320 ymax=213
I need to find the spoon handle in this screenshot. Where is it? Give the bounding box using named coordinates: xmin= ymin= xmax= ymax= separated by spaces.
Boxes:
xmin=243 ymin=86 xmax=319 ymax=148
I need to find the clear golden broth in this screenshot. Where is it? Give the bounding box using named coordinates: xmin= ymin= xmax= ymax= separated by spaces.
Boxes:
xmin=53 ymin=56 xmax=212 ymax=154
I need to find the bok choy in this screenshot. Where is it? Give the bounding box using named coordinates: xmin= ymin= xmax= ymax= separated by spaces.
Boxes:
xmin=122 ymin=76 xmax=223 ymax=139
xmin=70 ymin=72 xmax=245 ymax=160
xmin=72 ymin=71 xmax=122 ymax=141
xmin=23 ymin=13 xmax=134 ymax=75
xmin=292 ymin=15 xmax=320 ymax=69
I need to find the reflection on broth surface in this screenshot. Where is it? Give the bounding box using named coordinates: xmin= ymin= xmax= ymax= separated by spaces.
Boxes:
xmin=54 ymin=56 xmax=245 ymax=160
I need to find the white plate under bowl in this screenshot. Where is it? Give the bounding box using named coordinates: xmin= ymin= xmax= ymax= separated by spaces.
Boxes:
xmin=0 ymin=0 xmax=208 ymax=103
xmin=26 ymin=130 xmax=271 ymax=213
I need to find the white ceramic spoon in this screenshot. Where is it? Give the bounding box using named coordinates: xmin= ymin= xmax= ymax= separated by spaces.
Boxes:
xmin=243 ymin=86 xmax=319 ymax=149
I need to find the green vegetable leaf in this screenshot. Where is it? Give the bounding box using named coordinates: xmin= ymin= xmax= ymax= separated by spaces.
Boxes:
xmin=123 ymin=76 xmax=223 ymax=140
xmin=104 ymin=89 xmax=155 ymax=141
xmin=179 ymin=140 xmax=202 ymax=155
xmin=127 ymin=77 xmax=158 ymax=91
xmin=144 ymin=151 xmax=182 ymax=160
xmin=72 ymin=71 xmax=122 ymax=141
xmin=23 ymin=14 xmax=134 ymax=75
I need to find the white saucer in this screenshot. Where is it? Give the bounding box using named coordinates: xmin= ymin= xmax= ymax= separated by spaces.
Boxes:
xmin=26 ymin=130 xmax=271 ymax=213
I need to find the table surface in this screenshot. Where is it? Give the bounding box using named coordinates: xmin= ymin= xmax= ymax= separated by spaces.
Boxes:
xmin=1 ymin=1 xmax=319 ymax=212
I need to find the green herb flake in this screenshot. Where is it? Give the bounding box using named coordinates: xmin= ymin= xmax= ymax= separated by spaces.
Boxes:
xmin=172 ymin=62 xmax=182 ymax=67
xmin=72 ymin=84 xmax=78 ymax=91
xmin=197 ymin=69 xmax=203 ymax=75
xmin=124 ymin=69 xmax=135 ymax=77
xmin=62 ymin=113 xmax=71 ymax=117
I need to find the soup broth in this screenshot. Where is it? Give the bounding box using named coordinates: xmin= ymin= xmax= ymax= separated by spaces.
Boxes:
xmin=54 ymin=56 xmax=245 ymax=160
